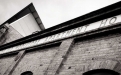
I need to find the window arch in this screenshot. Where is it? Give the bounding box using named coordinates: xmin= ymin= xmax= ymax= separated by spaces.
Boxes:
xmin=21 ymin=71 xmax=33 ymax=75
xmin=83 ymin=69 xmax=119 ymax=75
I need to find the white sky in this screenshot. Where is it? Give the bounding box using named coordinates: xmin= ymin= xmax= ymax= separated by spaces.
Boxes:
xmin=0 ymin=0 xmax=121 ymax=28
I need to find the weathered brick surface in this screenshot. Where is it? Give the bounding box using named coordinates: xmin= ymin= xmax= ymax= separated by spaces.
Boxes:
xmin=2 ymin=30 xmax=121 ymax=75
xmin=0 ymin=55 xmax=15 ymax=75
xmin=58 ymin=33 xmax=121 ymax=75
xmin=45 ymin=39 xmax=74 ymax=75
xmin=12 ymin=46 xmax=59 ymax=75
xmin=3 ymin=51 xmax=25 ymax=75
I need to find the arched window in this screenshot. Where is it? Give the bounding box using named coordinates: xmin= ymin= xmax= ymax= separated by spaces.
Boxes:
xmin=21 ymin=71 xmax=33 ymax=75
xmin=83 ymin=69 xmax=119 ymax=75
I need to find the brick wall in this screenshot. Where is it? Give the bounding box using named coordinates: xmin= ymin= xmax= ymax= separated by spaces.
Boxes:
xmin=1 ymin=29 xmax=121 ymax=75
xmin=12 ymin=46 xmax=59 ymax=75
xmin=0 ymin=55 xmax=15 ymax=75
xmin=0 ymin=25 xmax=23 ymax=75
xmin=58 ymin=32 xmax=121 ymax=75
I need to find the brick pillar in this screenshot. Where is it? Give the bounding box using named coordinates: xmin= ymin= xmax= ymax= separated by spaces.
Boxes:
xmin=44 ymin=38 xmax=74 ymax=75
xmin=3 ymin=51 xmax=25 ymax=75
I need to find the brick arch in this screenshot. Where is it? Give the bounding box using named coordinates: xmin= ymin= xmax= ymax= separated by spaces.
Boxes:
xmin=83 ymin=59 xmax=121 ymax=74
xmin=83 ymin=69 xmax=119 ymax=75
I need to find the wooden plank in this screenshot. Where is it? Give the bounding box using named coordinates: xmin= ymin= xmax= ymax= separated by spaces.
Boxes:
xmin=3 ymin=50 xmax=25 ymax=75
xmin=44 ymin=38 xmax=74 ymax=75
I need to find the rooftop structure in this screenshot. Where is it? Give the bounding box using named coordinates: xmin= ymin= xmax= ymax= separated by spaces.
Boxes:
xmin=0 ymin=3 xmax=45 ymax=45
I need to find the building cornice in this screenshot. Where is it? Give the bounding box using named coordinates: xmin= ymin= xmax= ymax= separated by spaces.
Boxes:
xmin=0 ymin=1 xmax=121 ymax=52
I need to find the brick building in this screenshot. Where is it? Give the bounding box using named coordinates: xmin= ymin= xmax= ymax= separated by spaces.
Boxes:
xmin=0 ymin=1 xmax=121 ymax=75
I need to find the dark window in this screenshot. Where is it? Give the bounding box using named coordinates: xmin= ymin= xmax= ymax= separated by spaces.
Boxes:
xmin=21 ymin=71 xmax=33 ymax=75
xmin=83 ymin=69 xmax=119 ymax=75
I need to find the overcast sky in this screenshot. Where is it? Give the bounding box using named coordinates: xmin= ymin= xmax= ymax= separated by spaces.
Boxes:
xmin=0 ymin=0 xmax=121 ymax=28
